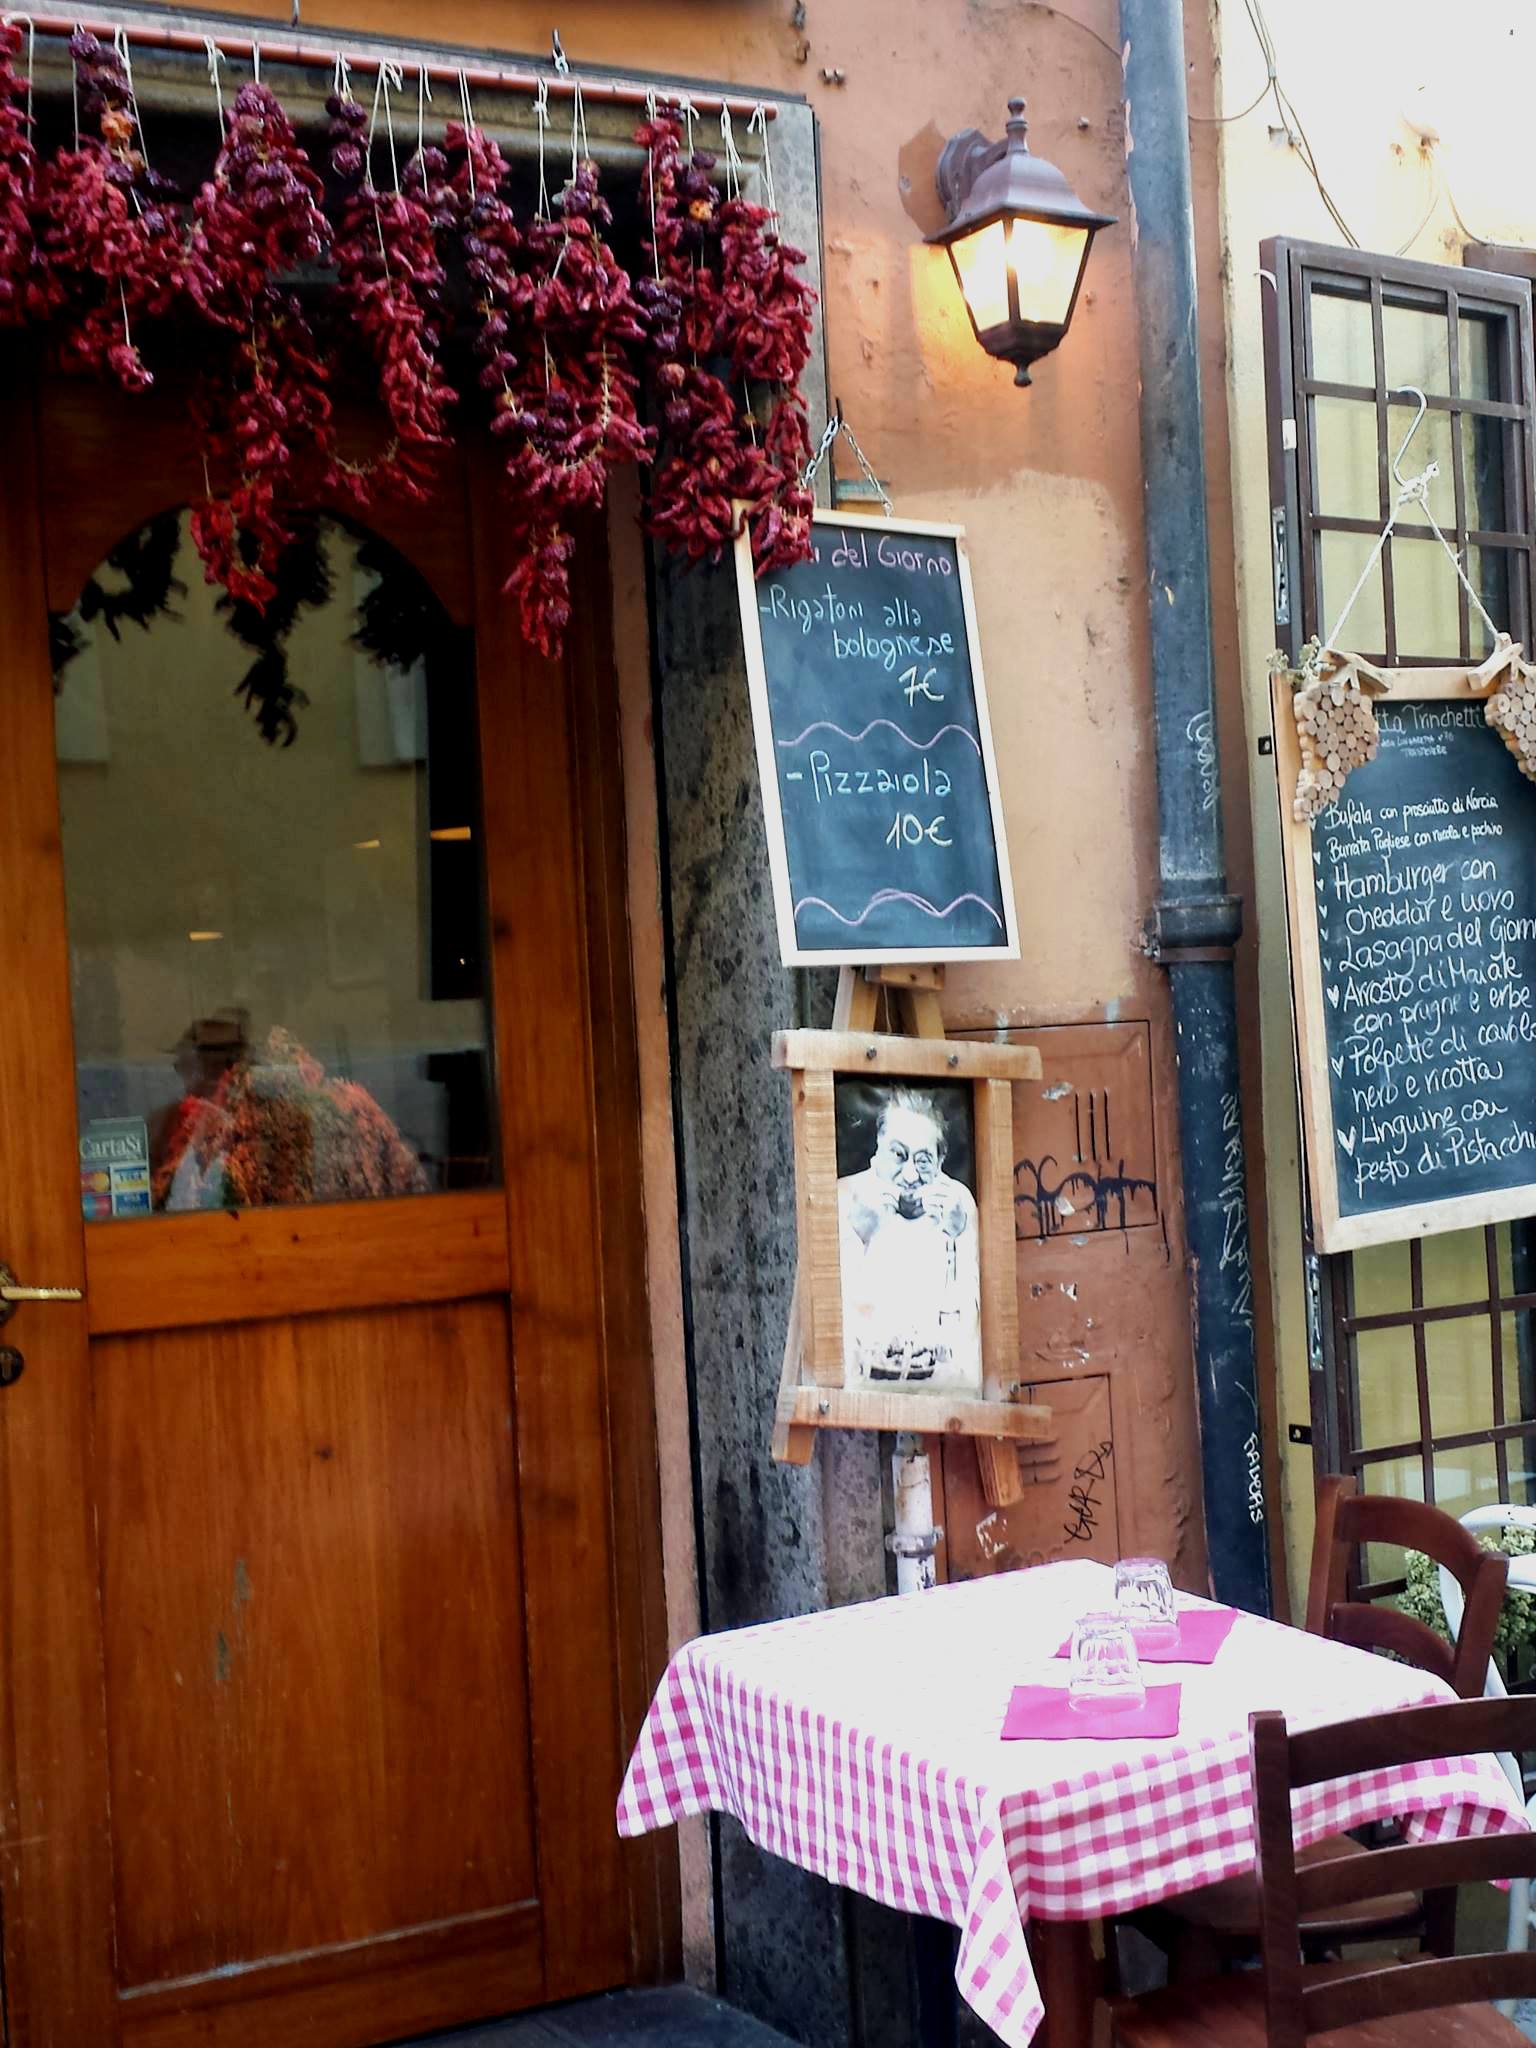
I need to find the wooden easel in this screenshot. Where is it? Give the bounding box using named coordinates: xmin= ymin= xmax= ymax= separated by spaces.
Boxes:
xmin=772 ymin=964 xmax=1053 ymax=1508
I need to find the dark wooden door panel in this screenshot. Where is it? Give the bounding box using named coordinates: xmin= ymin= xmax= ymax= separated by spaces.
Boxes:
xmin=0 ymin=365 xmax=653 ymax=2045
xmin=95 ymin=1299 xmax=537 ymax=1990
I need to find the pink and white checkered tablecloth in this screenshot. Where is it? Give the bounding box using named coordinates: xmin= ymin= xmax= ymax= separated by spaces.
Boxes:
xmin=617 ymin=1558 xmax=1530 ymax=2047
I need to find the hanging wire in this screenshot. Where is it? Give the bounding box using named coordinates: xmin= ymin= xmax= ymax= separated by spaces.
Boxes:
xmin=250 ymin=36 xmax=260 ymax=85
xmin=677 ymin=93 xmax=697 ymax=162
xmin=331 ymin=49 xmax=350 ymax=101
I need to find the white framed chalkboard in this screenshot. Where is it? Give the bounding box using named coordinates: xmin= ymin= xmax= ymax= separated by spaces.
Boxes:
xmin=1275 ymin=664 xmax=1536 ymax=1252
xmin=735 ymin=510 xmax=1019 ymax=965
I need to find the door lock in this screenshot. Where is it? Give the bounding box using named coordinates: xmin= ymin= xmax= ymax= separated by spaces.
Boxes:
xmin=0 ymin=1263 xmax=83 ymax=1326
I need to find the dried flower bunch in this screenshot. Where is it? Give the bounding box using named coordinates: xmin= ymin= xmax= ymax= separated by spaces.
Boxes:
xmin=1291 ymin=662 xmax=1381 ymax=822
xmin=31 ymin=30 xmax=182 ymax=389
xmin=14 ymin=50 xmax=818 ymax=653
xmin=0 ymin=20 xmax=35 ymax=324
xmin=636 ymin=111 xmax=814 ymax=575
xmin=186 ymin=81 xmax=339 ymax=606
xmin=327 ymin=89 xmax=455 ymax=506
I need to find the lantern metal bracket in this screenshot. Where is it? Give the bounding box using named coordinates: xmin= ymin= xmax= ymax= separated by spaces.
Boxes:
xmin=935 ymin=127 xmax=997 ymax=221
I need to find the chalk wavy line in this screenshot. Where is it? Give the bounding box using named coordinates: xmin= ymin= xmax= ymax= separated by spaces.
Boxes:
xmin=776 ymin=718 xmax=982 ymax=754
xmin=794 ymin=888 xmax=1005 ymax=931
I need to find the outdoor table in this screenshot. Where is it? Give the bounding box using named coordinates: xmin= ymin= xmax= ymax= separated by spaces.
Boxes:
xmin=616 ymin=1557 xmax=1531 ymax=2047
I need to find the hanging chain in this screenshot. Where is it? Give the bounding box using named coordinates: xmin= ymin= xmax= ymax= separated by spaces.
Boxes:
xmin=801 ymin=402 xmax=892 ymax=517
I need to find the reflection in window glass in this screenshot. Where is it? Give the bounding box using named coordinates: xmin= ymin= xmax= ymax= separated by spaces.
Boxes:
xmin=56 ymin=513 xmax=495 ymax=1217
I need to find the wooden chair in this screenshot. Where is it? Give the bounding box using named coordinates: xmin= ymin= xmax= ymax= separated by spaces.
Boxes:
xmin=1110 ymin=1695 xmax=1536 ymax=2046
xmin=1152 ymin=1476 xmax=1510 ymax=1958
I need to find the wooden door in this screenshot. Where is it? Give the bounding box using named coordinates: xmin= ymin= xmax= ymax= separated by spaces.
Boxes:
xmin=0 ymin=366 xmax=652 ymax=2047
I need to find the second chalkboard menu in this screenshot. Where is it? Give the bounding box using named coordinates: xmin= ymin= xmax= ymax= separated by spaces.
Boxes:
xmin=1277 ymin=679 xmax=1536 ymax=1252
xmin=736 ymin=512 xmax=1019 ymax=965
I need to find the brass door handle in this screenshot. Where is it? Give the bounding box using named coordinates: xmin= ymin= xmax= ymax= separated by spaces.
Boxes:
xmin=0 ymin=1263 xmax=83 ymax=1323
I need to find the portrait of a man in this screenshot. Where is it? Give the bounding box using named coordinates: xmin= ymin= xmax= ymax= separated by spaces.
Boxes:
xmin=835 ymin=1081 xmax=981 ymax=1391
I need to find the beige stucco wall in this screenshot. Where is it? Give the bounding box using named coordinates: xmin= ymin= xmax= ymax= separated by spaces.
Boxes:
xmin=1212 ymin=0 xmax=1536 ymax=1616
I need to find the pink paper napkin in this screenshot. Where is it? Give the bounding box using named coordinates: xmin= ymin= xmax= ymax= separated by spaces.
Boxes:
xmin=1003 ymin=1682 xmax=1182 ymax=1741
xmin=1053 ymin=1607 xmax=1239 ymax=1666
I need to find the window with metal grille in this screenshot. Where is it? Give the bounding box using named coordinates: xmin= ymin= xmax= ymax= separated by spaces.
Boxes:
xmin=1262 ymin=239 xmax=1536 ymax=1571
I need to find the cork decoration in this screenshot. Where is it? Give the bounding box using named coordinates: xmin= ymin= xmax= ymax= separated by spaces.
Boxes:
xmin=1289 ymin=655 xmax=1383 ymax=823
xmin=1484 ymin=653 xmax=1536 ymax=785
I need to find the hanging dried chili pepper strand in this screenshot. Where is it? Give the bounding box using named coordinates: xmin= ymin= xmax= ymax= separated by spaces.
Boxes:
xmin=714 ymin=134 xmax=816 ymax=574
xmin=185 ymin=81 xmax=336 ymax=609
xmin=495 ymin=153 xmax=652 ymax=656
xmin=30 ymin=30 xmax=182 ymax=389
xmin=326 ymin=89 xmax=455 ymax=508
xmin=635 ymin=111 xmax=772 ymax=565
xmin=0 ymin=21 xmax=35 ymax=325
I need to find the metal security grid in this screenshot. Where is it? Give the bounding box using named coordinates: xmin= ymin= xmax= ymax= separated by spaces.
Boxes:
xmin=1263 ymin=239 xmax=1536 ymax=1554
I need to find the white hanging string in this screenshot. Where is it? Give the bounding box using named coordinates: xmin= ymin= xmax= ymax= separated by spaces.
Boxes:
xmin=416 ymin=66 xmax=431 ymax=194
xmin=69 ymin=23 xmax=78 ymax=146
xmin=719 ymin=105 xmax=744 ymax=201
xmin=204 ymin=36 xmax=226 ymax=129
xmin=455 ymin=69 xmax=475 ymax=199
xmin=644 ymin=88 xmax=661 ymax=279
xmin=2 ymin=15 xmax=36 ymax=133
xmin=331 ymin=50 xmax=351 ymax=100
xmin=677 ymin=93 xmax=697 ymax=161
xmin=112 ymin=25 xmax=149 ymax=167
xmin=1317 ymin=385 xmax=1502 ymax=667
xmin=250 ymin=38 xmax=260 ymax=85
xmin=368 ymin=60 xmax=403 ymax=191
xmin=569 ymin=75 xmax=589 ymax=181
xmin=747 ymin=102 xmax=776 ymax=217
xmin=532 ymin=75 xmax=550 ymax=219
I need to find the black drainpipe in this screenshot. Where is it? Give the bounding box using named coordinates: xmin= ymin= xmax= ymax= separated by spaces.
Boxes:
xmin=1117 ymin=0 xmax=1271 ymax=1615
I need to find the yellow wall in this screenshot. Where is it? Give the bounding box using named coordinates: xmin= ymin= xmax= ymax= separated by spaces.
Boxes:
xmin=1212 ymin=0 xmax=1536 ymax=1612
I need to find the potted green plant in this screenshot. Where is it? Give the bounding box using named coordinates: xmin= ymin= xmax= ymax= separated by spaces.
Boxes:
xmin=1397 ymin=1517 xmax=1536 ymax=1685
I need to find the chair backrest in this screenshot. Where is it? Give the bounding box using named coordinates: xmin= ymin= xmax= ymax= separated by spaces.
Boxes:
xmin=1251 ymin=1696 xmax=1536 ymax=2046
xmin=1305 ymin=1473 xmax=1508 ymax=1697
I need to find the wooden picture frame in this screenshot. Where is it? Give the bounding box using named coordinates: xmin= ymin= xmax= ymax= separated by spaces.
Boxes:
xmin=1274 ymin=650 xmax=1536 ymax=1252
xmin=771 ymin=1026 xmax=1050 ymax=1447
xmin=735 ymin=508 xmax=1020 ymax=967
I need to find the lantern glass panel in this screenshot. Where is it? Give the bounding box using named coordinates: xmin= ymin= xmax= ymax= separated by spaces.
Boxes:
xmin=1010 ymin=218 xmax=1089 ymax=328
xmin=949 ymin=219 xmax=1011 ymax=335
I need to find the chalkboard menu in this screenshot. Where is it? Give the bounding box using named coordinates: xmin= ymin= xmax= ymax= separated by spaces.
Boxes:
xmin=1279 ymin=685 xmax=1536 ymax=1251
xmin=736 ymin=512 xmax=1018 ymax=965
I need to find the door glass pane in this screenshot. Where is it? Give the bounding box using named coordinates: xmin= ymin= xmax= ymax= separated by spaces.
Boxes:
xmin=1312 ymin=396 xmax=1380 ymax=520
xmin=1308 ymin=286 xmax=1374 ymax=386
xmin=1460 ymin=312 xmax=1502 ymax=402
xmin=1384 ymin=400 xmax=1455 ymax=524
xmin=1382 ymin=300 xmax=1451 ymax=396
xmin=1462 ymin=414 xmax=1511 ymax=533
xmin=1316 ymin=531 xmax=1386 ymax=652
xmin=1391 ymin=536 xmax=1469 ymax=657
xmin=56 ymin=511 xmax=495 ymax=1217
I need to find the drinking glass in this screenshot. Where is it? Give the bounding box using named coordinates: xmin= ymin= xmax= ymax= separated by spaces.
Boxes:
xmin=1068 ymin=1612 xmax=1146 ymax=1713
xmin=1114 ymin=1556 xmax=1179 ymax=1649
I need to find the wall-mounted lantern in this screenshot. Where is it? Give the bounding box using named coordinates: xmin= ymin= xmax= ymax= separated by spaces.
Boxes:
xmin=928 ymin=96 xmax=1114 ymax=387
